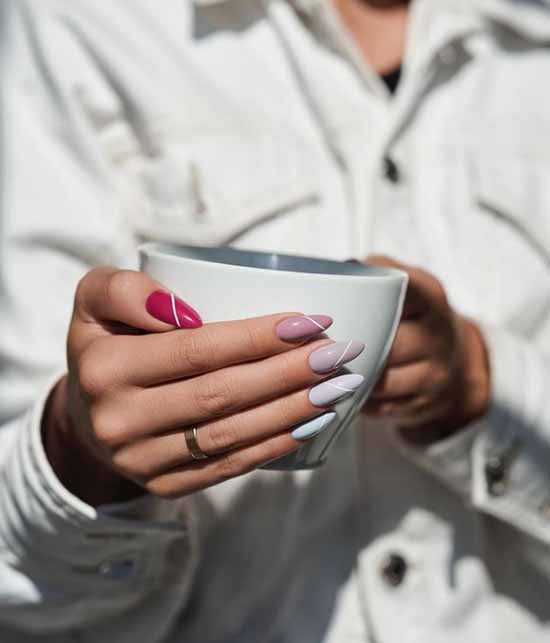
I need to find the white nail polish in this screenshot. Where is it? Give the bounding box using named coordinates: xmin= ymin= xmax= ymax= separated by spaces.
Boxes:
xmin=291 ymin=412 xmax=337 ymax=441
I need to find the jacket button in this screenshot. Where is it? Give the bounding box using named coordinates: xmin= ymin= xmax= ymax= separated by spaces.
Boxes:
xmin=380 ymin=552 xmax=407 ymax=587
xmin=539 ymin=499 xmax=550 ymax=520
xmin=383 ymin=156 xmax=400 ymax=184
xmin=485 ymin=456 xmax=507 ymax=496
xmin=98 ymin=558 xmax=136 ymax=579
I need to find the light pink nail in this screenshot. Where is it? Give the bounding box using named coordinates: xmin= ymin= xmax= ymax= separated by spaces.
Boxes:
xmin=276 ymin=315 xmax=333 ymax=341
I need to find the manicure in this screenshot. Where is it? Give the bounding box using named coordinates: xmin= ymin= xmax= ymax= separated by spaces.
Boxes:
xmin=291 ymin=412 xmax=337 ymax=441
xmin=146 ymin=291 xmax=203 ymax=329
xmin=276 ymin=314 xmax=333 ymax=341
xmin=309 ymin=340 xmax=365 ymax=374
xmin=309 ymin=373 xmax=364 ymax=407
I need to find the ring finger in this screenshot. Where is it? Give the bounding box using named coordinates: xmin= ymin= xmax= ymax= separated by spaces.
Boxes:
xmin=125 ymin=338 xmax=364 ymax=439
xmin=114 ymin=386 xmax=340 ymax=479
xmin=370 ymin=360 xmax=434 ymax=401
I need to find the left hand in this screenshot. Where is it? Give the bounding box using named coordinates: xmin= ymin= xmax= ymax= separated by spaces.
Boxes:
xmin=363 ymin=256 xmax=491 ymax=444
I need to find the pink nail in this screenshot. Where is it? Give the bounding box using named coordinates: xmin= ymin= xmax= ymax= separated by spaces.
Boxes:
xmin=276 ymin=314 xmax=333 ymax=341
xmin=146 ymin=291 xmax=202 ymax=329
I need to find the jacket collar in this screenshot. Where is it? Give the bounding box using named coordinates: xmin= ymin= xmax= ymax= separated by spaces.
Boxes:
xmin=193 ymin=0 xmax=550 ymax=41
xmin=479 ymin=0 xmax=550 ymax=42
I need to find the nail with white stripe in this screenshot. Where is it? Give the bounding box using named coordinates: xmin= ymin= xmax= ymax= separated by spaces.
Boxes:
xmin=309 ymin=340 xmax=365 ymax=374
xmin=276 ymin=314 xmax=333 ymax=341
xmin=309 ymin=373 xmax=365 ymax=407
xmin=146 ymin=291 xmax=203 ymax=329
xmin=291 ymin=411 xmax=337 ymax=441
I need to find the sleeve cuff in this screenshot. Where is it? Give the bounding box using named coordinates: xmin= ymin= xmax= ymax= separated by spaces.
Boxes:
xmin=23 ymin=372 xmax=190 ymax=535
xmin=391 ymin=421 xmax=479 ymax=496
xmin=395 ymin=323 xmax=550 ymax=546
xmin=0 ymin=374 xmax=197 ymax=630
xmin=471 ymin=325 xmax=550 ymax=545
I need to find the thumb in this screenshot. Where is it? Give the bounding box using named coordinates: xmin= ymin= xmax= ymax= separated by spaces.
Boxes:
xmin=74 ymin=267 xmax=202 ymax=335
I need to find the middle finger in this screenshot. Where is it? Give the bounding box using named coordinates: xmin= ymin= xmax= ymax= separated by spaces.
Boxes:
xmin=121 ymin=338 xmax=365 ymax=439
xmin=386 ymin=320 xmax=437 ymax=367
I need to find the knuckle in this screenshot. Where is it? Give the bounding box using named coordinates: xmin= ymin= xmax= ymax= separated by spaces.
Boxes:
xmin=215 ymin=451 xmax=252 ymax=482
xmin=78 ymin=350 xmax=110 ymax=398
xmin=274 ymin=352 xmax=297 ymax=392
xmin=74 ymin=268 xmax=104 ymax=307
xmin=111 ymin=449 xmax=139 ymax=479
xmin=92 ymin=417 xmax=119 ymax=449
xmin=430 ymin=364 xmax=449 ymax=390
xmin=421 ymin=271 xmax=447 ymax=305
xmin=74 ymin=275 xmax=89 ymax=308
xmin=109 ymin=270 xmax=135 ymax=299
xmin=91 ymin=409 xmax=131 ymax=450
xmin=175 ymin=329 xmax=214 ymax=372
xmin=77 ymin=340 xmax=122 ymax=398
xmin=433 ymin=277 xmax=447 ymax=301
xmin=192 ymin=375 xmax=235 ymax=418
xmin=278 ymin=393 xmax=298 ymax=428
xmin=242 ymin=323 xmax=264 ymax=355
xmin=207 ymin=416 xmax=240 ymax=452
xmin=104 ymin=270 xmax=137 ymax=308
xmin=145 ymin=477 xmax=180 ymax=500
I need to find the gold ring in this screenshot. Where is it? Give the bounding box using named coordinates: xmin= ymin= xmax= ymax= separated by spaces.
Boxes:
xmin=184 ymin=426 xmax=209 ymax=460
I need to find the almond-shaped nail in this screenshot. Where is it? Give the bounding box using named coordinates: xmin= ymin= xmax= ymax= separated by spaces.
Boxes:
xmin=276 ymin=314 xmax=333 ymax=341
xmin=309 ymin=373 xmax=364 ymax=407
xmin=309 ymin=340 xmax=365 ymax=374
xmin=291 ymin=412 xmax=337 ymax=441
xmin=146 ymin=291 xmax=202 ymax=329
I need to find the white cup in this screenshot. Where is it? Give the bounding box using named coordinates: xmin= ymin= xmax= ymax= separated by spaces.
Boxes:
xmin=139 ymin=243 xmax=408 ymax=470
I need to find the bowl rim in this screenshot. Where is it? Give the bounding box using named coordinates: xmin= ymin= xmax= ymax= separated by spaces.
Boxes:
xmin=139 ymin=242 xmax=408 ymax=283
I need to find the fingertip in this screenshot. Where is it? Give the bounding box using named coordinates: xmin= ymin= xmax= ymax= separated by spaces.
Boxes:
xmin=146 ymin=290 xmax=203 ymax=329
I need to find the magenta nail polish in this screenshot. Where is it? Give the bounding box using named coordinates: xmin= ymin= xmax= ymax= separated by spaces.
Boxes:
xmin=146 ymin=291 xmax=202 ymax=329
xmin=276 ymin=314 xmax=333 ymax=341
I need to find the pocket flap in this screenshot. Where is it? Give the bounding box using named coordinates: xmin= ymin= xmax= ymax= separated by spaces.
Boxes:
xmin=114 ymin=124 xmax=319 ymax=246
xmin=471 ymin=150 xmax=550 ymax=261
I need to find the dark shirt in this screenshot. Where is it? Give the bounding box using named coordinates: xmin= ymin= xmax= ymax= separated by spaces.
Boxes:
xmin=381 ymin=66 xmax=401 ymax=94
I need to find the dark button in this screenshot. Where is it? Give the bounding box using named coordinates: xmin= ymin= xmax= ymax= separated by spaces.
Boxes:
xmin=98 ymin=558 xmax=136 ymax=579
xmin=539 ymin=499 xmax=550 ymax=520
xmin=383 ymin=156 xmax=400 ymax=184
xmin=380 ymin=552 xmax=407 ymax=587
xmin=485 ymin=456 xmax=507 ymax=496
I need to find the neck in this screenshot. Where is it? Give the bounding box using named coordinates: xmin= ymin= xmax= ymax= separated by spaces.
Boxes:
xmin=333 ymin=0 xmax=410 ymax=74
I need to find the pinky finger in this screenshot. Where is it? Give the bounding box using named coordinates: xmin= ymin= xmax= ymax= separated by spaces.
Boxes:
xmin=145 ymin=414 xmax=334 ymax=499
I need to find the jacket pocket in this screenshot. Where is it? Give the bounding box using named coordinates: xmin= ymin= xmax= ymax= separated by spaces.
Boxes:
xmin=468 ymin=148 xmax=550 ymax=330
xmin=470 ymin=149 xmax=550 ymax=264
xmin=107 ymin=121 xmax=319 ymax=247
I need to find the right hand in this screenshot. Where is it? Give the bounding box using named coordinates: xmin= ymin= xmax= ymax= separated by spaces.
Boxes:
xmin=43 ymin=268 xmax=364 ymax=506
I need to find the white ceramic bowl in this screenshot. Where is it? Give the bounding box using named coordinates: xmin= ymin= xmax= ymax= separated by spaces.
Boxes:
xmin=139 ymin=243 xmax=408 ymax=470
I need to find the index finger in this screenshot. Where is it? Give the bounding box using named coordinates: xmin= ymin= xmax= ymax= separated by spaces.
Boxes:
xmin=124 ymin=313 xmax=333 ymax=385
xmin=402 ymin=268 xmax=449 ymax=320
xmin=367 ymin=255 xmax=443 ymax=320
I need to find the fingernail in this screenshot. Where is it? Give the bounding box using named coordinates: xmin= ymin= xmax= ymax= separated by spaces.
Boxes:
xmin=309 ymin=373 xmax=364 ymax=407
xmin=309 ymin=340 xmax=365 ymax=374
xmin=276 ymin=314 xmax=333 ymax=341
xmin=146 ymin=291 xmax=202 ymax=329
xmin=291 ymin=412 xmax=337 ymax=441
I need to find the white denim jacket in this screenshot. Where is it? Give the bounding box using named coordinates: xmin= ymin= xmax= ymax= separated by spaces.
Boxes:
xmin=1 ymin=0 xmax=550 ymax=641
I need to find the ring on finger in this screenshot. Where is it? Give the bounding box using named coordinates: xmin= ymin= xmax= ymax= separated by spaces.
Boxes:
xmin=184 ymin=426 xmax=209 ymax=460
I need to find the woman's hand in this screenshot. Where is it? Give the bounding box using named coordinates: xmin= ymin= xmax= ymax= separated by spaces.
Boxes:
xmin=362 ymin=256 xmax=491 ymax=444
xmin=43 ymin=268 xmax=364 ymax=506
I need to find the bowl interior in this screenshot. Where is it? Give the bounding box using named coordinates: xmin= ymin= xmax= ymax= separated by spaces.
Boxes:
xmin=141 ymin=243 xmax=398 ymax=278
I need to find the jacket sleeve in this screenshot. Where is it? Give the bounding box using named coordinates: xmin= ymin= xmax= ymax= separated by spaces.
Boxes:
xmin=0 ymin=3 xmax=197 ymax=637
xmin=396 ymin=316 xmax=550 ymax=547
